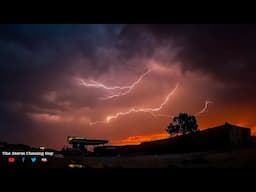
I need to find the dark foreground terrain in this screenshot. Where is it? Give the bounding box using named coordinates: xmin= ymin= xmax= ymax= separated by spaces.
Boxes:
xmin=2 ymin=148 xmax=256 ymax=168
xmin=82 ymin=148 xmax=256 ymax=168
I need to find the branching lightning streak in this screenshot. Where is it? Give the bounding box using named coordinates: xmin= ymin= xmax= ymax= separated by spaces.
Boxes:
xmin=78 ymin=70 xmax=151 ymax=100
xmin=89 ymin=83 xmax=179 ymax=125
xmin=195 ymin=100 xmax=213 ymax=116
xmin=79 ymin=79 xmax=130 ymax=90
xmin=100 ymin=70 xmax=151 ymax=100
xmin=149 ymin=100 xmax=214 ymax=118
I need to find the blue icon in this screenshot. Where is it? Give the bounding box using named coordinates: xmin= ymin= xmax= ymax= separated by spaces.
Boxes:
xmin=22 ymin=157 xmax=25 ymax=163
xmin=31 ymin=157 xmax=36 ymax=163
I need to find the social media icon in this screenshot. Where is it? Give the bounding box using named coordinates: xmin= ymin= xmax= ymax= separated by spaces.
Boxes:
xmin=22 ymin=157 xmax=25 ymax=163
xmin=8 ymin=157 xmax=15 ymax=163
xmin=41 ymin=158 xmax=48 ymax=163
xmin=31 ymin=157 xmax=36 ymax=163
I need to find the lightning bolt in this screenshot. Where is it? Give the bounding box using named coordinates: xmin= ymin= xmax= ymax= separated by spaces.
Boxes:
xmin=78 ymin=70 xmax=151 ymax=100
xmin=89 ymin=83 xmax=179 ymax=125
xmin=79 ymin=79 xmax=131 ymax=90
xmin=88 ymin=89 xmax=213 ymax=125
xmin=195 ymin=100 xmax=213 ymax=116
xmin=150 ymin=99 xmax=213 ymax=118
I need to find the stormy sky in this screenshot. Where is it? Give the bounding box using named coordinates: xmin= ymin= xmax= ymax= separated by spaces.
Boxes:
xmin=0 ymin=24 xmax=256 ymax=149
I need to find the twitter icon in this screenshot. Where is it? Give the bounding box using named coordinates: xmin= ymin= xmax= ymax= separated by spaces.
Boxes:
xmin=31 ymin=157 xmax=36 ymax=163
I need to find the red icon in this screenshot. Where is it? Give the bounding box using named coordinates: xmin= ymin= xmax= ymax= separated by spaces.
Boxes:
xmin=8 ymin=157 xmax=15 ymax=163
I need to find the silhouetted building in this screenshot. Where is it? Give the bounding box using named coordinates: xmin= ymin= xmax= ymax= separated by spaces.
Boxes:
xmin=95 ymin=123 xmax=251 ymax=156
xmin=67 ymin=136 xmax=108 ymax=153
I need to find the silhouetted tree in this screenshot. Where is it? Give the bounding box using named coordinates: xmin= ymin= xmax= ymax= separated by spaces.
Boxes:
xmin=166 ymin=113 xmax=199 ymax=136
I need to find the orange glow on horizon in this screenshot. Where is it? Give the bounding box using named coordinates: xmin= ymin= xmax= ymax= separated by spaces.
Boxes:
xmin=112 ymin=132 xmax=170 ymax=145
xmin=112 ymin=120 xmax=256 ymax=146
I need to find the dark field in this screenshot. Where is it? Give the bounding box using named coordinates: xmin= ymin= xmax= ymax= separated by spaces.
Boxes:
xmin=82 ymin=148 xmax=256 ymax=168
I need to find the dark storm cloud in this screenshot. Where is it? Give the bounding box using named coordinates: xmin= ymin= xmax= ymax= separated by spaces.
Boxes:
xmin=129 ymin=24 xmax=253 ymax=78
xmin=0 ymin=24 xmax=123 ymax=143
xmin=145 ymin=25 xmax=256 ymax=80
xmin=129 ymin=24 xmax=256 ymax=102
xmin=2 ymin=24 xmax=256 ymax=108
xmin=1 ymin=24 xmax=256 ymax=147
xmin=0 ymin=102 xmax=36 ymax=144
xmin=0 ymin=24 xmax=122 ymax=106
